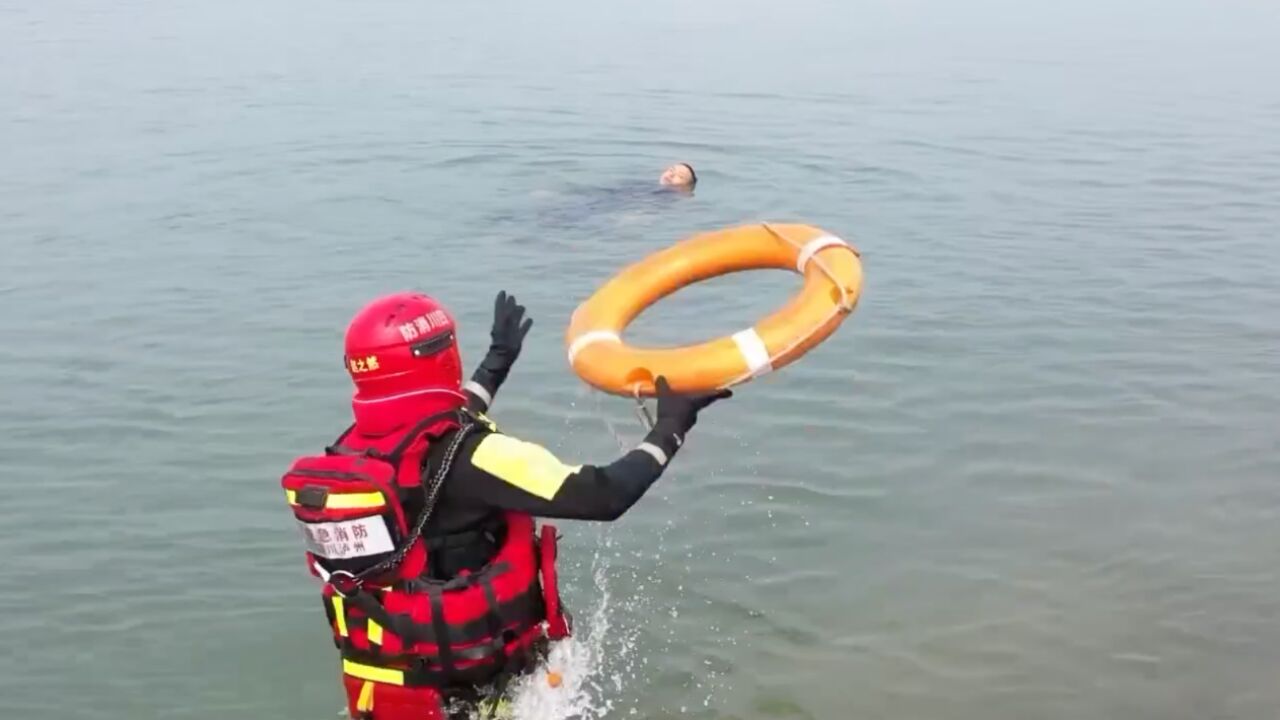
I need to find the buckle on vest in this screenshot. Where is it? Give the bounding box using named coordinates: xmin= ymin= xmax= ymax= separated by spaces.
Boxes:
xmin=297 ymin=485 xmax=328 ymax=510
xmin=328 ymin=570 xmax=362 ymax=598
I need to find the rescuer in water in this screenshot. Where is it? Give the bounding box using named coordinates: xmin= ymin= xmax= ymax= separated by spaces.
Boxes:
xmin=281 ymin=290 xmax=730 ymax=719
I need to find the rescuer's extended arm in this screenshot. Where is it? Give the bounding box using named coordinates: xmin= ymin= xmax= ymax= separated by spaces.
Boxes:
xmin=447 ymin=378 xmax=732 ymax=521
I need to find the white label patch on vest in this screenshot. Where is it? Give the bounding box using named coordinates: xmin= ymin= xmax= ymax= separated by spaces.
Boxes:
xmin=297 ymin=516 xmax=395 ymax=559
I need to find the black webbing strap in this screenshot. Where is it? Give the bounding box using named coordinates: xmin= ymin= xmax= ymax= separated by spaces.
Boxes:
xmin=339 ymin=578 xmax=543 ymax=647
xmin=323 ymin=423 xmax=358 ymax=455
xmin=426 ymin=584 xmax=455 ymax=681
xmin=479 ymin=575 xmax=507 ymax=664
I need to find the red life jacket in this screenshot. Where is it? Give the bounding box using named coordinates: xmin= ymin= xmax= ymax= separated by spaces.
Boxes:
xmin=281 ymin=408 xmax=570 ymax=719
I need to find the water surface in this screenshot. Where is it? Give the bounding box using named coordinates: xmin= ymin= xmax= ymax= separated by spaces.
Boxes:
xmin=3 ymin=0 xmax=1279 ymax=718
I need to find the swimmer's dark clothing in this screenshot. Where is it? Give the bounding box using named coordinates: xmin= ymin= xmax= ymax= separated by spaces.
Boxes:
xmin=520 ymin=182 xmax=691 ymax=231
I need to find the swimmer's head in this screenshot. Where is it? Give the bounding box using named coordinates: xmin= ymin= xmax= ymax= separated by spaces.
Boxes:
xmin=659 ymin=162 xmax=697 ymax=189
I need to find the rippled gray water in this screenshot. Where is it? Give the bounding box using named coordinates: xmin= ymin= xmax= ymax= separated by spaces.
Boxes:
xmin=3 ymin=0 xmax=1280 ymax=718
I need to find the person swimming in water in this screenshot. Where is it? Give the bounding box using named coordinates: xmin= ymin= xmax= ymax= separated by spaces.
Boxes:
xmin=515 ymin=161 xmax=700 ymax=236
xmin=658 ymin=162 xmax=697 ymax=191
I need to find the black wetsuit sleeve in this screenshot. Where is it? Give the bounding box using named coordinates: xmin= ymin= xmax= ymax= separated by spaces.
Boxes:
xmin=446 ymin=425 xmax=685 ymax=521
xmin=463 ymin=372 xmax=500 ymax=413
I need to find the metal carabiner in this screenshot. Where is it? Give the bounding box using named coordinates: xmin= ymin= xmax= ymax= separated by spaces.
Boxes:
xmin=632 ymin=383 xmax=655 ymax=431
xmin=327 ymin=569 xmax=361 ymax=599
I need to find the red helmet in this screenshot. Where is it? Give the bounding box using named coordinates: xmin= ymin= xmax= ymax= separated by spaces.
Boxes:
xmin=343 ymin=292 xmax=465 ymax=434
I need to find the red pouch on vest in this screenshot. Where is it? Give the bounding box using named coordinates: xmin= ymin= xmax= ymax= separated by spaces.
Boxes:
xmin=282 ymin=452 xmax=409 ymax=579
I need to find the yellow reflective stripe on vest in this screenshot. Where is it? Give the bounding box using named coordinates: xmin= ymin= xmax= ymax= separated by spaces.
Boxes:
xmin=471 ymin=434 xmax=580 ymax=500
xmin=285 ymin=490 xmax=384 ymax=510
xmin=343 ymin=659 xmax=404 ymax=686
xmin=332 ymin=596 xmax=348 ymax=637
xmin=357 ymin=680 xmax=375 ymax=712
xmin=325 ymin=492 xmax=384 ymax=509
xmin=367 ymin=620 xmax=383 ymax=645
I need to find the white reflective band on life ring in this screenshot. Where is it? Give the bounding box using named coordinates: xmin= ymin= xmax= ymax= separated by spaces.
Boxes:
xmin=731 ymin=328 xmax=773 ymax=378
xmin=567 ymin=330 xmax=621 ymax=364
xmin=796 ymin=234 xmax=849 ymax=273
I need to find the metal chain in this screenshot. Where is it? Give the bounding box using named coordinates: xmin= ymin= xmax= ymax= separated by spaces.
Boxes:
xmin=348 ymin=416 xmax=477 ymax=584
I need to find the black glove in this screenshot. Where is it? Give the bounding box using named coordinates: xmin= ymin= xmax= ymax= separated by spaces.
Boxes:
xmin=471 ymin=291 xmax=533 ymax=390
xmin=650 ymin=375 xmax=732 ymax=450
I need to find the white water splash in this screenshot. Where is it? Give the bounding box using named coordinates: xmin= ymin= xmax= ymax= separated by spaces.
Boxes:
xmin=488 ymin=393 xmax=652 ymax=720
xmin=501 ymin=556 xmax=631 ymax=720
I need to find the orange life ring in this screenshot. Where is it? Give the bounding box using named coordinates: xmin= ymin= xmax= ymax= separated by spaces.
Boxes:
xmin=565 ymin=222 xmax=863 ymax=396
